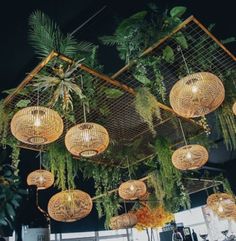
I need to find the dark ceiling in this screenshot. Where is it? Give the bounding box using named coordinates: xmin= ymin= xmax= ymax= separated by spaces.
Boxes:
xmin=1 ymin=0 xmax=236 ymax=234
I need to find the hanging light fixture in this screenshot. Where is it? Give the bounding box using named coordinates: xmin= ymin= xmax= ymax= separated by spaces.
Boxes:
xmin=11 ymin=106 xmax=63 ymax=145
xmin=232 ymin=102 xmax=236 ymax=115
xmin=172 ymin=144 xmax=208 ymax=170
xmin=109 ymin=213 xmax=138 ymax=230
xmin=118 ymin=180 xmax=147 ymax=201
xmin=169 ymin=47 xmax=225 ymax=118
xmin=207 ymin=193 xmax=236 ymax=219
xmin=27 ymin=169 xmax=54 ymax=190
xmin=65 ymin=76 xmax=109 ymax=157
xmin=118 ymin=158 xmax=147 ymax=200
xmin=65 ymin=122 xmax=109 ymax=157
xmin=48 ymin=190 xmax=93 ymax=222
xmin=171 ymin=118 xmax=208 ymax=170
xmin=27 ymin=151 xmax=54 ymax=190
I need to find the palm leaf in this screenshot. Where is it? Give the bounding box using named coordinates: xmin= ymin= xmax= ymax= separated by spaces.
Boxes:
xmin=99 ymin=35 xmax=120 ymax=46
xmin=29 ymin=10 xmax=63 ymax=58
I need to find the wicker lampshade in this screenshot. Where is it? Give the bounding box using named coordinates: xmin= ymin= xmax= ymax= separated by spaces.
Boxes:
xmin=169 ymin=72 xmax=225 ymax=118
xmin=233 ymin=102 xmax=236 ymax=115
xmin=11 ymin=106 xmax=64 ymax=145
xmin=65 ymin=122 xmax=109 ymax=157
xmin=118 ymin=180 xmax=147 ymax=200
xmin=27 ymin=169 xmax=54 ymax=190
xmin=172 ymin=144 xmax=208 ymax=170
xmin=48 ymin=190 xmax=93 ymax=222
xmin=109 ymin=213 xmax=137 ymax=230
xmin=207 ymin=193 xmax=236 ymax=218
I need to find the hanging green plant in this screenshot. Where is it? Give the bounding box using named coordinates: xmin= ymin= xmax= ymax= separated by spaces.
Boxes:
xmin=33 ymin=61 xmax=86 ymax=112
xmin=44 ymin=143 xmax=77 ymax=190
xmin=149 ymin=137 xmax=190 ymax=212
xmin=100 ymin=5 xmax=187 ymax=63
xmin=217 ymin=105 xmax=236 ymax=150
xmin=0 ymin=164 xmax=25 ymax=227
xmin=0 ymin=101 xmax=11 ymax=148
xmin=134 ymin=87 xmax=162 ymax=135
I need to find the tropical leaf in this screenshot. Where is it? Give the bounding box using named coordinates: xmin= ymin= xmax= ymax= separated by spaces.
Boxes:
xmin=15 ymin=99 xmax=31 ymax=108
xmin=170 ymin=6 xmax=187 ymax=18
xmin=162 ymin=45 xmax=175 ymax=63
xmin=174 ymin=31 xmax=188 ymax=49
xmin=104 ymin=88 xmax=124 ymax=99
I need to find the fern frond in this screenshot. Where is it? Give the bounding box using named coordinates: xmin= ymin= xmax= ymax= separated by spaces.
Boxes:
xmin=99 ymin=35 xmax=120 ymax=46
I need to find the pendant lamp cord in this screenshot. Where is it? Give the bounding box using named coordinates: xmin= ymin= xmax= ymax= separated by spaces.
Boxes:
xmin=39 ymin=149 xmax=42 ymax=169
xmin=80 ymin=75 xmax=87 ymax=123
xmin=177 ymin=45 xmax=191 ymax=75
xmin=178 ymin=118 xmax=188 ymax=146
xmin=127 ymin=157 xmax=132 ymax=180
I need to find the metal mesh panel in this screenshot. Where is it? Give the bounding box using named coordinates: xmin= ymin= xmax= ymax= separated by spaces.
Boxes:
xmin=5 ymin=16 xmax=234 ymax=167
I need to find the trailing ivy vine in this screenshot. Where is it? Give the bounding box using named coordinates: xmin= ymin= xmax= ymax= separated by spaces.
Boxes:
xmin=134 ymin=87 xmax=162 ymax=134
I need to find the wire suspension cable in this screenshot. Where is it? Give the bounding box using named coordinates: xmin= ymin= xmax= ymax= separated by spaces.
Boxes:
xmin=177 ymin=45 xmax=191 ymax=75
xmin=178 ymin=118 xmax=188 ymax=146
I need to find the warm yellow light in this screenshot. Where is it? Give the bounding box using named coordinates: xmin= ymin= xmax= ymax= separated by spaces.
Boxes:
xmin=191 ymin=85 xmax=198 ymax=93
xmin=186 ymin=151 xmax=192 ymax=160
xmin=130 ymin=184 xmax=135 ymax=191
xmin=34 ymin=117 xmax=41 ymax=127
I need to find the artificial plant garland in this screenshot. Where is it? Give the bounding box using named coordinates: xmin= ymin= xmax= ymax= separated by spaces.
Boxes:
xmin=134 ymin=87 xmax=162 ymax=135
xmin=149 ymin=137 xmax=190 ymax=213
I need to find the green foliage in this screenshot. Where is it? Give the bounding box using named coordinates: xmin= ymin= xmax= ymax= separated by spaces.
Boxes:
xmin=217 ymin=105 xmax=236 ymax=150
xmin=0 ymin=101 xmax=11 ymax=148
xmin=162 ymin=45 xmax=175 ymax=63
xmin=15 ymin=99 xmax=31 ymax=108
xmin=44 ymin=143 xmax=77 ymax=190
xmin=33 ymin=60 xmax=86 ymax=112
xmin=79 ymin=161 xmax=122 ymax=228
xmin=100 ymin=5 xmax=187 ymax=63
xmin=104 ymin=88 xmax=124 ymax=99
xmin=149 ymin=137 xmax=190 ymax=212
xmin=29 ymin=10 xmax=95 ymax=59
xmin=134 ymin=87 xmax=162 ymax=135
xmin=0 ymin=165 xmax=25 ymax=228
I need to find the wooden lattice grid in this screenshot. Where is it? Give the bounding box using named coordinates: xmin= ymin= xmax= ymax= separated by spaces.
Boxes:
xmin=5 ymin=15 xmax=235 ymax=167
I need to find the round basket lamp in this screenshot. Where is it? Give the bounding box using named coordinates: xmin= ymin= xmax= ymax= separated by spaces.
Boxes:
xmin=65 ymin=122 xmax=109 ymax=157
xmin=11 ymin=106 xmax=64 ymax=145
xmin=118 ymin=180 xmax=147 ymax=201
xmin=27 ymin=169 xmax=54 ymax=190
xmin=207 ymin=193 xmax=236 ymax=218
xmin=233 ymin=102 xmax=236 ymax=116
xmin=48 ymin=190 xmax=93 ymax=222
xmin=172 ymin=144 xmax=208 ymax=170
xmin=109 ymin=213 xmax=137 ymax=230
xmin=169 ymin=72 xmax=225 ymax=118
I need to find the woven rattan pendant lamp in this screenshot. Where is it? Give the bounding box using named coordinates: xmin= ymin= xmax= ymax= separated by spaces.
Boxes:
xmin=172 ymin=118 xmax=208 ymax=170
xmin=65 ymin=77 xmax=109 ymax=157
xmin=27 ymin=151 xmax=54 ymax=190
xmin=10 ymin=84 xmax=63 ymax=145
xmin=118 ymin=158 xmax=147 ymax=200
xmin=233 ymin=102 xmax=236 ymax=115
xmin=169 ymin=46 xmax=225 ymax=118
xmin=48 ymin=189 xmax=93 ymax=222
xmin=207 ymin=193 xmax=236 ymax=219
xmin=109 ymin=213 xmax=138 ymax=230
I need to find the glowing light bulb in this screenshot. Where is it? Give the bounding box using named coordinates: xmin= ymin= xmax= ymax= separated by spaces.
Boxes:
xmin=34 ymin=117 xmax=41 ymax=127
xmin=38 ymin=175 xmax=44 ymax=184
xmin=130 ymin=184 xmax=135 ymax=191
xmin=186 ymin=151 xmax=192 ymax=160
xmin=83 ymin=131 xmax=91 ymax=142
xmin=218 ymin=203 xmax=224 ymax=213
xmin=191 ymin=85 xmax=198 ymax=94
xmin=67 ymin=194 xmax=72 ymax=202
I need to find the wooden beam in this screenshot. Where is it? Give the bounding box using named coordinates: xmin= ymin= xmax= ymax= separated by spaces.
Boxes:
xmin=192 ymin=17 xmax=236 ymax=62
xmin=4 ymin=51 xmax=58 ymax=106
